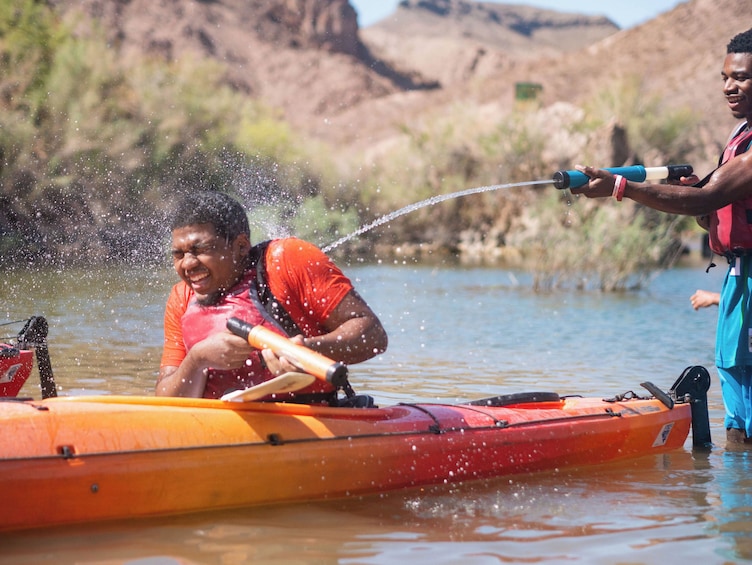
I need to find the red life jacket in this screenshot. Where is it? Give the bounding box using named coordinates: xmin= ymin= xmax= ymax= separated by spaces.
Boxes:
xmin=181 ymin=268 xmax=335 ymax=401
xmin=709 ymin=123 xmax=752 ymax=255
xmin=180 ymin=271 xmax=280 ymax=399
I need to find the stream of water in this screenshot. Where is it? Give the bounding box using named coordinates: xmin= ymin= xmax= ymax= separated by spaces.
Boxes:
xmin=322 ymin=179 xmax=552 ymax=252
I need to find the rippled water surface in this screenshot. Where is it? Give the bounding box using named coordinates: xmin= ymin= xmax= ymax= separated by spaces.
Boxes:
xmin=3 ymin=261 xmax=750 ymax=564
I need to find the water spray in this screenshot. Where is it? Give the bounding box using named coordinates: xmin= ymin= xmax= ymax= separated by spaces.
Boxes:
xmin=323 ymin=164 xmax=693 ymax=253
xmin=322 ymin=179 xmax=550 ymax=252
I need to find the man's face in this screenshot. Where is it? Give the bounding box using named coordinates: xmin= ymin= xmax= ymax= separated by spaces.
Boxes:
xmin=170 ymin=223 xmax=250 ymax=305
xmin=723 ymin=52 xmax=752 ymax=121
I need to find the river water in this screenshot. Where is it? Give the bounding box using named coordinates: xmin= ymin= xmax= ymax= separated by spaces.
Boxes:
xmin=1 ymin=260 xmax=750 ymax=564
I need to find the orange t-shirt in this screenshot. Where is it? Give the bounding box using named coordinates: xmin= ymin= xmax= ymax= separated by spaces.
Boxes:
xmin=160 ymin=238 xmax=353 ymax=369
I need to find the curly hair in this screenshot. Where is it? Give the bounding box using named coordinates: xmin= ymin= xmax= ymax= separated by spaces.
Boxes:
xmin=169 ymin=191 xmax=250 ymax=241
xmin=728 ymin=28 xmax=752 ymax=54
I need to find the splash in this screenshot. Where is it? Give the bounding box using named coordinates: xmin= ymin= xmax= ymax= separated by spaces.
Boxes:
xmin=322 ymin=179 xmax=552 ymax=253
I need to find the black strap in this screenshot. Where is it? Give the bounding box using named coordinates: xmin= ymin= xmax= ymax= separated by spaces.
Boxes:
xmin=249 ymin=241 xmax=303 ymax=337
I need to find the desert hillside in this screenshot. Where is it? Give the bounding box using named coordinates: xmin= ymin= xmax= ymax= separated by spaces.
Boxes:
xmin=346 ymin=0 xmax=752 ymax=173
xmin=45 ymin=0 xmax=653 ymax=154
xmin=46 ymin=0 xmax=752 ymax=173
xmin=361 ymin=0 xmax=619 ymax=88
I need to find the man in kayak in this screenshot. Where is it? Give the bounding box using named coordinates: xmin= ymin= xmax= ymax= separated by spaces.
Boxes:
xmin=572 ymin=27 xmax=752 ymax=447
xmin=156 ymin=190 xmax=388 ymax=403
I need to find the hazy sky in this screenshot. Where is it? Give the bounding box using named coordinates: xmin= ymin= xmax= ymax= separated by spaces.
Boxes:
xmin=350 ymin=0 xmax=687 ymax=29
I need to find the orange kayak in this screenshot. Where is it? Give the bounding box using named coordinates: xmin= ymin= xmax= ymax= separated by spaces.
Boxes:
xmin=0 ymin=383 xmax=698 ymax=533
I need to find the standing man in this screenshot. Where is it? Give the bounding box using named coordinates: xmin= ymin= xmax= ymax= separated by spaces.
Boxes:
xmin=572 ymin=28 xmax=752 ymax=446
xmin=157 ymin=190 xmax=388 ymax=403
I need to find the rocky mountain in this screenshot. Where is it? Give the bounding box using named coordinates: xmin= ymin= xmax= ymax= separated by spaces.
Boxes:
xmin=48 ymin=2 xmax=616 ymax=138
xmin=350 ymin=0 xmax=752 ymax=173
xmin=361 ymin=0 xmax=619 ymax=88
xmin=47 ymin=0 xmax=752 ymax=174
xmin=48 ymin=0 xmax=432 ymax=133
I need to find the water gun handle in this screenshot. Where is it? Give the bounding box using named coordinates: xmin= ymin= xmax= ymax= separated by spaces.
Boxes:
xmin=553 ymin=164 xmax=693 ymax=189
xmin=226 ymin=317 xmax=349 ymax=388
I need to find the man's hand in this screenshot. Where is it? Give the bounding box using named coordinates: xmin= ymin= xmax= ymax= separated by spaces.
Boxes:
xmin=194 ymin=331 xmax=255 ymax=370
xmin=690 ymin=289 xmax=720 ymax=310
xmin=156 ymin=330 xmax=254 ymax=397
xmin=568 ymin=165 xmax=614 ymax=197
xmin=260 ymin=335 xmax=306 ymax=376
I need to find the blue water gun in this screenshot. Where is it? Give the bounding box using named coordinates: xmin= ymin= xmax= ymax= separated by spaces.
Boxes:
xmin=552 ymin=164 xmax=694 ymax=189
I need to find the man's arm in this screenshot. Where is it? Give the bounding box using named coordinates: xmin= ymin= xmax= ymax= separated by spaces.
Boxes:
xmin=304 ymin=289 xmax=388 ymax=364
xmin=260 ymin=289 xmax=388 ymax=376
xmin=572 ymin=153 xmax=752 ymax=216
xmin=157 ymin=365 xmax=205 ymax=397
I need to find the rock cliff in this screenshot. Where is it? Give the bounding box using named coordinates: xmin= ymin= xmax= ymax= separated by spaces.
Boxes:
xmin=48 ymin=0 xmax=620 ymax=143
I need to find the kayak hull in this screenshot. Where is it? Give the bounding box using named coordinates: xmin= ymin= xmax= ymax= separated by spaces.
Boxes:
xmin=0 ymin=393 xmax=691 ymax=532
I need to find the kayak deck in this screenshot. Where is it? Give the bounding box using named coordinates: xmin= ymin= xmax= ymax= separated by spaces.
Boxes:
xmin=0 ymin=391 xmax=691 ymax=532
